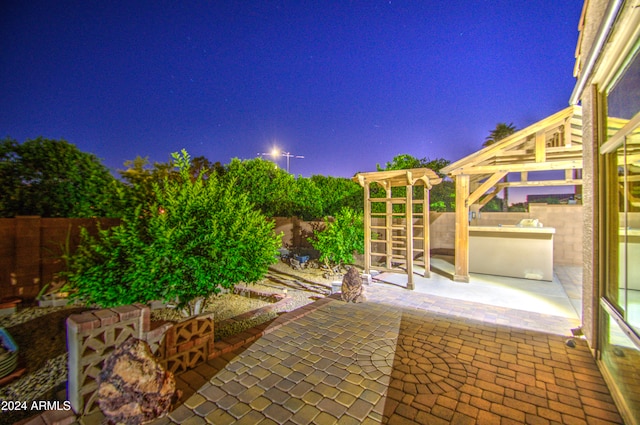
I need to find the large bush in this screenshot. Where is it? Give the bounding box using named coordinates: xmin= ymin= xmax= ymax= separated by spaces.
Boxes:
xmin=308 ymin=207 xmax=364 ymax=268
xmin=374 ymin=153 xmax=455 ymax=212
xmin=68 ymin=150 xmax=281 ymax=314
xmin=223 ymin=157 xmax=296 ymax=217
xmin=309 ymin=175 xmax=363 ymax=217
xmin=0 ymin=137 xmax=121 ymax=217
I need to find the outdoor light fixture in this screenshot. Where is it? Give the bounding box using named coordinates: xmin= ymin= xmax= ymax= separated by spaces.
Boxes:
xmin=257 ymin=148 xmax=304 ymax=173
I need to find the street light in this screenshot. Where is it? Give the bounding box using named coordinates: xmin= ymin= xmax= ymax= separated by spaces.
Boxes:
xmin=257 ymin=148 xmax=304 ymax=173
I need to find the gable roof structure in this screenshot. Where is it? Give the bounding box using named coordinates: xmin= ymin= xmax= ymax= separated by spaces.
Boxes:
xmin=442 ymin=105 xmax=583 ymax=202
xmin=441 ymin=105 xmax=585 ymax=282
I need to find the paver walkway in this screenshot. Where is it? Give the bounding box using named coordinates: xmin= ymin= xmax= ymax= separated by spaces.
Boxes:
xmin=151 ymin=282 xmax=623 ymax=425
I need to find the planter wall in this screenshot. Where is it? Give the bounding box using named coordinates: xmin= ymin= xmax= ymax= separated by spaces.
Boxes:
xmin=66 ymin=304 xmax=214 ymax=416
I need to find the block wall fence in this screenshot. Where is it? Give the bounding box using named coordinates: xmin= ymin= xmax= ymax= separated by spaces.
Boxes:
xmin=1 ymin=205 xmax=584 ymax=300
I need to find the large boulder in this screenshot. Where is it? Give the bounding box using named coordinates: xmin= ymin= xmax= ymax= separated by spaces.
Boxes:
xmin=97 ymin=337 xmax=178 ymax=425
xmin=341 ymin=267 xmax=366 ymax=303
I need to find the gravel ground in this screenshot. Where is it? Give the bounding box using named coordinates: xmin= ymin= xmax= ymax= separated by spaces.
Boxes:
xmin=0 ymin=262 xmax=336 ymax=423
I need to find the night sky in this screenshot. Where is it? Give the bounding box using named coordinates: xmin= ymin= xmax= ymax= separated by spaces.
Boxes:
xmin=1 ymin=1 xmax=583 ymax=178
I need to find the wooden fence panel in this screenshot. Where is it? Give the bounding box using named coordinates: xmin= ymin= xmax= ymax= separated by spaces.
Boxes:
xmin=0 ymin=217 xmax=120 ymax=300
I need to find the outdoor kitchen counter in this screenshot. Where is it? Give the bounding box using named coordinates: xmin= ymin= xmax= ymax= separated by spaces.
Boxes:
xmin=469 ymin=225 xmax=555 ymax=281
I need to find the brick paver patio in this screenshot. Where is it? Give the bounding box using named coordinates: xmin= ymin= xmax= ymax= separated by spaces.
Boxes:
xmin=151 ymin=282 xmax=623 ymax=425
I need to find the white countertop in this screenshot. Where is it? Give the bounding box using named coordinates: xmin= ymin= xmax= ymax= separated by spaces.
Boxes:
xmin=469 ymin=225 xmax=556 ymax=234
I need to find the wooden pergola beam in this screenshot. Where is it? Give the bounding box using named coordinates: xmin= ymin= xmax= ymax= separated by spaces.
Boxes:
xmin=496 ymin=179 xmax=583 ymax=188
xmin=468 ymin=172 xmax=508 ymax=206
xmin=442 ymin=106 xmax=578 ymax=175
xmin=478 ymin=187 xmax=502 ymax=209
xmin=535 ymin=130 xmax=546 ymax=162
xmin=449 ymin=159 xmax=583 ymax=176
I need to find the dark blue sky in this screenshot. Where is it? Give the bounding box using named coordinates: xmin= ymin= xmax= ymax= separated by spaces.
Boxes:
xmin=1 ymin=1 xmax=583 ymax=178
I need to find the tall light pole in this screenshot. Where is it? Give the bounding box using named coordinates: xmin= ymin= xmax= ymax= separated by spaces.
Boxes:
xmin=280 ymin=151 xmax=305 ymax=174
xmin=257 ymin=148 xmax=304 ymax=173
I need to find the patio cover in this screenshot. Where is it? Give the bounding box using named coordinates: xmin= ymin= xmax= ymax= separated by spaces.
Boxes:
xmin=440 ymin=105 xmax=584 ymax=282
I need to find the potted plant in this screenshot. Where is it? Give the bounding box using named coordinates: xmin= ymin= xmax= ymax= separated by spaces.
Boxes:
xmin=0 ymin=327 xmax=18 ymax=380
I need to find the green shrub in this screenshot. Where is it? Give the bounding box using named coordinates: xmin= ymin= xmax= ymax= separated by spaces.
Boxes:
xmin=308 ymin=207 xmax=364 ymax=268
xmin=67 ymin=150 xmax=281 ymax=314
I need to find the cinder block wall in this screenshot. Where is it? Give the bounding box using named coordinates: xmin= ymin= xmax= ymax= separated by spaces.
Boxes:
xmin=430 ymin=212 xmax=455 ymax=253
xmin=529 ymin=204 xmax=583 ymax=265
xmin=66 ymin=305 xmax=213 ymax=415
xmin=274 ymin=205 xmax=583 ymax=266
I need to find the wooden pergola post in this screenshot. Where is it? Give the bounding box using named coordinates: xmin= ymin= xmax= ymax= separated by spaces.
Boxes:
xmin=423 ymin=186 xmax=431 ymax=278
xmin=363 ymin=181 xmax=371 ymax=275
xmin=406 ymin=183 xmax=414 ymax=289
xmin=454 ymin=174 xmax=470 ymax=282
xmin=385 ymin=185 xmax=392 ymax=271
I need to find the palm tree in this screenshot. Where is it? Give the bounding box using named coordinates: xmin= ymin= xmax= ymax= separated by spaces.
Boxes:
xmin=484 ymin=122 xmax=517 ymax=210
xmin=483 ymin=122 xmax=517 ymax=147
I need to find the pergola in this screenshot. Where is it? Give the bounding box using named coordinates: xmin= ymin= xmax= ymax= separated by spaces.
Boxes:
xmin=354 ymin=168 xmax=442 ymax=289
xmin=440 ymin=105 xmax=584 ymax=282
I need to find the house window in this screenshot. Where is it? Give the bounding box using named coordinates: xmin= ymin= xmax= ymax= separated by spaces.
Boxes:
xmin=603 ymin=47 xmax=640 ymax=333
xmin=599 ymin=45 xmax=640 ymax=423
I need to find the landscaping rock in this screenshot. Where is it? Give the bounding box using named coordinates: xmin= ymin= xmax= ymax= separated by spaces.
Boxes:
xmin=97 ymin=337 xmax=178 ymax=425
xmin=341 ymin=267 xmax=366 ymax=303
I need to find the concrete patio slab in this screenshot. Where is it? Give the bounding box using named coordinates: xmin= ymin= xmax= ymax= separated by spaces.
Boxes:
xmin=374 ymin=256 xmax=582 ymax=321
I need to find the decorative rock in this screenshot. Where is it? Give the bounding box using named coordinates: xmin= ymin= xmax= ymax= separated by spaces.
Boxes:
xmin=341 ymin=267 xmax=366 ymax=303
xmin=290 ymin=258 xmax=302 ymax=270
xmin=97 ymin=337 xmax=178 ymax=425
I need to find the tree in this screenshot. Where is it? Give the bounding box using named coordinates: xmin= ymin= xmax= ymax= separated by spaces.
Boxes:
xmin=118 ymin=154 xmax=224 ymax=210
xmin=222 ymin=157 xmax=296 ymax=217
xmin=483 ymin=123 xmax=517 ymax=147
xmin=190 ymin=155 xmax=225 ymax=181
xmin=483 ymin=123 xmax=518 ymax=210
xmin=0 ymin=137 xmax=121 ymax=217
xmin=68 ymin=150 xmax=281 ymax=314
xmin=289 ymin=177 xmax=324 ymax=220
xmin=309 ymin=175 xmax=363 ymax=217
xmin=377 ymin=154 xmax=450 ymax=177
xmin=376 ymin=153 xmax=424 ymax=171
xmin=308 ymin=207 xmax=364 ymax=268
xmin=375 ymin=154 xmax=455 ymax=212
